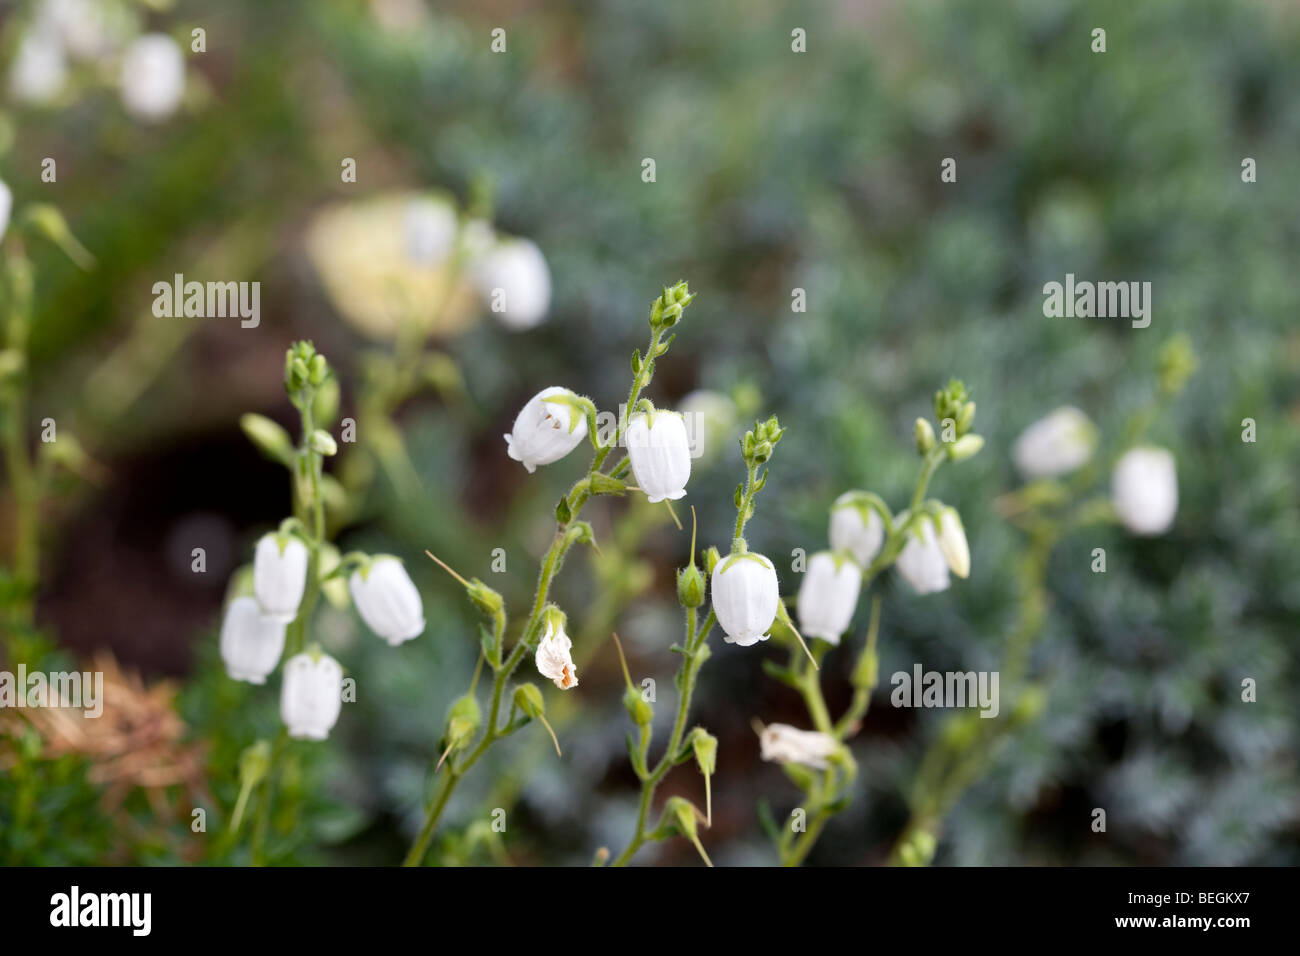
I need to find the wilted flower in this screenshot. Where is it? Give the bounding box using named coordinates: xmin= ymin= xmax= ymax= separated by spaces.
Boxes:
xmin=1012 ymin=406 xmax=1096 ymax=478
xmin=120 ymin=34 xmax=184 ymax=122
xmin=626 ymin=409 xmax=691 ymax=503
xmin=473 ymin=238 xmax=551 ymax=331
xmin=935 ymin=508 xmax=970 ymax=579
xmin=1112 ymin=446 xmax=1177 ymax=536
xmin=349 ymin=556 xmax=426 ymax=646
xmin=504 ymin=386 xmax=588 ymax=473
xmin=280 ymin=652 xmax=344 ymax=741
xmin=796 ymin=551 xmax=861 ymax=645
xmin=253 ymin=534 xmax=309 ymax=624
xmin=829 ymin=493 xmax=885 ymax=567
xmin=759 ymin=723 xmax=840 ymax=770
xmin=9 ymin=27 xmax=66 ymax=104
xmin=535 ymin=612 xmax=577 ymax=689
xmin=711 ymin=551 xmax=779 ymax=647
xmin=219 ymin=597 xmax=286 ymax=685
xmin=895 ymin=520 xmax=950 ymax=595
xmin=403 ymin=196 xmax=457 ymax=266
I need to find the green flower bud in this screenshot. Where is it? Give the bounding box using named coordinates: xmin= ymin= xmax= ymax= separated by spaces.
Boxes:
xmin=914 ymin=417 xmax=935 ymax=454
xmin=446 ymin=694 xmax=481 ymax=746
xmin=691 ymin=730 xmax=717 ymax=776
xmin=513 ymin=682 xmax=545 ymax=720
xmin=312 ymin=377 xmax=340 ymax=427
xmin=957 ymin=401 xmax=976 ymax=435
xmin=947 ymin=434 xmax=984 ymax=462
xmin=240 ymin=413 xmax=294 ymax=465
xmin=703 ymin=546 xmax=721 ymax=575
xmin=309 ymin=353 xmax=328 ymax=386
xmin=677 ymin=563 xmax=706 ymax=607
xmin=623 ymin=686 xmax=653 ymax=726
xmin=851 ymin=645 xmax=879 ymax=690
xmin=238 ymin=740 xmax=272 ymax=788
xmin=310 ymin=429 xmax=338 ymax=456
xmin=467 ymin=579 xmax=504 ymax=617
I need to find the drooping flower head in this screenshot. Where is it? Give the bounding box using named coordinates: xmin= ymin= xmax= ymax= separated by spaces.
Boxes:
xmin=472 ymin=237 xmax=551 ymax=331
xmin=758 ymin=723 xmax=840 ymax=770
xmin=534 ymin=608 xmax=577 ymax=690
xmin=349 ymin=555 xmax=426 ymax=646
xmin=120 ymin=33 xmax=184 ymax=122
xmin=1112 ymin=446 xmax=1177 ymax=536
xmin=253 ymin=533 xmax=309 ymax=624
xmin=796 ymin=551 xmax=861 ymax=645
xmin=711 ymin=550 xmax=779 ymax=647
xmin=626 ymin=408 xmax=692 ymax=503
xmin=280 ymin=651 xmax=344 ymax=741
xmin=829 ymin=492 xmax=885 ymax=567
xmin=895 ymin=519 xmax=950 ymax=595
xmin=219 ymin=596 xmax=286 ymax=685
xmin=504 ymin=386 xmax=588 ymax=474
xmin=1012 ymin=406 xmax=1096 ymax=479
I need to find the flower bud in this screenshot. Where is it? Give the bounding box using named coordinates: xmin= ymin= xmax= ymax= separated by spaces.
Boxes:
xmin=253 ymin=534 xmax=308 ymax=624
xmin=796 ymin=551 xmax=861 ymax=645
xmin=513 ymin=683 xmax=545 ymax=719
xmin=710 ymin=551 xmax=779 ymax=647
xmin=691 ymin=729 xmax=717 ymax=776
xmin=446 ymin=693 xmax=481 ymax=746
xmin=894 ymin=520 xmax=950 ymax=595
xmin=309 ymin=429 xmax=338 ymax=456
xmin=120 ymin=34 xmax=184 ymax=123
xmin=240 ymin=413 xmax=293 ymax=464
xmin=851 ymin=644 xmax=878 ymax=690
xmin=914 ymin=417 xmax=935 ymax=454
xmin=504 ymin=386 xmax=588 ymax=474
xmin=702 ymin=546 xmax=721 ymax=575
xmin=677 ymin=562 xmax=706 ymax=608
xmin=829 ymin=493 xmax=885 ymax=567
xmin=280 ymin=651 xmax=343 ymax=740
xmin=349 ymin=556 xmax=425 ymax=645
xmin=238 ymin=740 xmax=271 ymax=789
xmin=626 ymin=410 xmax=691 ymax=503
xmin=947 ymin=434 xmax=984 ymax=462
xmin=935 ymin=508 xmax=970 ymax=579
xmin=219 ymin=596 xmax=286 ymax=684
xmin=1012 ymin=407 xmax=1096 ymax=478
xmin=535 ymin=608 xmax=578 ymax=689
xmin=1112 ymin=446 xmax=1177 ymax=535
xmin=623 ymin=686 xmax=653 ymax=726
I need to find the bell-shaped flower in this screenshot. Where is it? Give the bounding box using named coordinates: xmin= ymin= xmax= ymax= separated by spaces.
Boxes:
xmin=403 ymin=196 xmax=457 ymax=266
xmin=1112 ymin=446 xmax=1177 ymax=536
xmin=280 ymin=651 xmax=343 ymax=741
xmin=473 ymin=238 xmax=551 ymax=331
xmin=534 ymin=610 xmax=577 ymax=689
xmin=219 ymin=597 xmax=286 ymax=684
xmin=829 ymin=493 xmax=885 ymax=567
xmin=253 ymin=533 xmax=308 ymax=624
xmin=8 ymin=28 xmax=66 ymax=105
xmin=120 ymin=33 xmax=184 ymax=122
xmin=626 ymin=409 xmax=691 ymax=503
xmin=895 ymin=519 xmax=950 ymax=595
xmin=349 ymin=556 xmax=425 ymax=646
xmin=759 ymin=723 xmax=840 ymax=770
xmin=711 ymin=551 xmax=779 ymax=647
xmin=504 ymin=386 xmax=587 ymax=473
xmin=796 ymin=551 xmax=861 ymax=645
xmin=1013 ymin=406 xmax=1096 ymax=479
xmin=935 ymin=507 xmax=970 ymax=579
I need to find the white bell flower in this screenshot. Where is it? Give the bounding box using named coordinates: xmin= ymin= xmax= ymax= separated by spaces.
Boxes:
xmin=626 ymin=409 xmax=691 ymax=503
xmin=796 ymin=551 xmax=861 ymax=645
xmin=349 ymin=556 xmax=426 ymax=646
xmin=504 ymin=386 xmax=588 ymax=473
xmin=935 ymin=508 xmax=970 ymax=579
xmin=280 ymin=652 xmax=344 ymax=741
xmin=829 ymin=493 xmax=885 ymax=568
xmin=253 ymin=534 xmax=309 ymax=624
xmin=473 ymin=238 xmax=551 ymax=331
xmin=9 ymin=28 xmax=66 ymax=105
xmin=895 ymin=519 xmax=950 ymax=595
xmin=1013 ymin=406 xmax=1096 ymax=479
xmin=1112 ymin=446 xmax=1177 ymax=536
xmin=711 ymin=551 xmax=779 ymax=647
xmin=759 ymin=723 xmax=840 ymax=770
xmin=120 ymin=33 xmax=185 ymax=122
xmin=219 ymin=597 xmax=286 ymax=685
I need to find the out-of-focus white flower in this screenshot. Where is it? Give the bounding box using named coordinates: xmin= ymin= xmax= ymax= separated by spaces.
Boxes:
xmin=796 ymin=551 xmax=861 ymax=645
xmin=473 ymin=238 xmax=551 ymax=331
xmin=349 ymin=556 xmax=425 ymax=645
xmin=829 ymin=493 xmax=885 ymax=568
xmin=9 ymin=27 xmax=67 ymax=105
xmin=895 ymin=520 xmax=950 ymax=595
xmin=280 ymin=652 xmax=343 ymax=740
xmin=626 ymin=410 xmax=691 ymax=503
xmin=1013 ymin=406 xmax=1096 ymax=479
xmin=120 ymin=33 xmax=184 ymax=122
xmin=677 ymin=389 xmax=735 ymax=461
xmin=535 ymin=612 xmax=577 ymax=689
xmin=1112 ymin=446 xmax=1177 ymax=536
xmin=403 ymin=197 xmax=457 ymax=266
xmin=40 ymin=0 xmax=121 ymax=61
xmin=504 ymin=386 xmax=587 ymax=473
xmin=935 ymin=508 xmax=970 ymax=579
xmin=219 ymin=596 xmax=286 ymax=684
xmin=759 ymin=723 xmax=840 ymax=770
xmin=711 ymin=551 xmax=779 ymax=647
xmin=253 ymin=533 xmax=309 ymax=624
xmin=0 ymin=181 xmax=12 ymax=241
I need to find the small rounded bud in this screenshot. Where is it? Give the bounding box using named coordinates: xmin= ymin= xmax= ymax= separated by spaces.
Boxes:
xmin=914 ymin=417 xmax=935 ymax=454
xmin=677 ymin=563 xmax=706 ymax=608
xmin=309 ymin=353 xmax=329 ymax=386
xmin=947 ymin=434 xmax=984 ymax=462
xmin=514 ymin=682 xmax=545 ymax=719
xmin=623 ymin=686 xmax=653 ymax=726
xmin=310 ymin=429 xmax=338 ymax=456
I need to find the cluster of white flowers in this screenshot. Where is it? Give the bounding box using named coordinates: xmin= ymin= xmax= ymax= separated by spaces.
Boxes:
xmin=220 ymin=532 xmax=425 ymax=739
xmin=1013 ymin=406 xmax=1178 ymax=536
xmin=8 ymin=1 xmax=185 ymax=122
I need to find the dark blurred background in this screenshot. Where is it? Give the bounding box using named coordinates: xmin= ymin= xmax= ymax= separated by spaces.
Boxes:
xmin=1 ymin=0 xmax=1297 ymax=865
